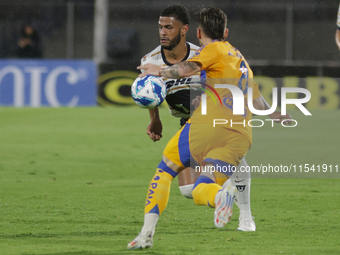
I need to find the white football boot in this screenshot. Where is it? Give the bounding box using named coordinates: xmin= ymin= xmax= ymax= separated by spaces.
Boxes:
xmin=127 ymin=231 xmax=153 ymax=249
xmin=214 ymin=186 xmax=237 ymax=228
xmin=237 ymin=217 xmax=256 ymax=231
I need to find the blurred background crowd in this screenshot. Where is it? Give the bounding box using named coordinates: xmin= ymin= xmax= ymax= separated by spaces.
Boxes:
xmin=0 ymin=0 xmax=338 ymax=64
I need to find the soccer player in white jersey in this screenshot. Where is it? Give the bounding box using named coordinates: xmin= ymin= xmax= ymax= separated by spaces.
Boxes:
xmin=140 ymin=4 xmax=256 ymax=232
xmin=336 ymin=3 xmax=340 ymax=51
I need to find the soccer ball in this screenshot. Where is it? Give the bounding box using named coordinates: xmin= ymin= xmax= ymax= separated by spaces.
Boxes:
xmin=131 ymin=75 xmax=166 ymax=108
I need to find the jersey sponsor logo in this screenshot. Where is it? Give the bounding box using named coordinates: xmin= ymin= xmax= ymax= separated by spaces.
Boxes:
xmin=165 ymin=77 xmax=222 ymax=106
xmin=165 ymin=77 xmax=201 ymax=96
xmin=165 ymin=77 xmax=195 ymax=90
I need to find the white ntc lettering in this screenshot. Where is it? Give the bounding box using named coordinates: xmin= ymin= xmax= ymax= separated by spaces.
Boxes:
xmin=0 ymin=65 xmax=85 ymax=107
xmin=201 ymin=85 xmax=312 ymax=116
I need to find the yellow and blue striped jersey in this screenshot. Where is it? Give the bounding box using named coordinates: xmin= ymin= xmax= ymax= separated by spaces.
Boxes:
xmin=187 ymin=40 xmax=261 ymax=145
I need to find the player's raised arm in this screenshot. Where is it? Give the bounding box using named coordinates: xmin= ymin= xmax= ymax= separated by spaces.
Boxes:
xmin=251 ymin=82 xmax=292 ymax=124
xmin=252 ymin=94 xmax=292 ymax=125
xmin=137 ymin=61 xmax=201 ymax=79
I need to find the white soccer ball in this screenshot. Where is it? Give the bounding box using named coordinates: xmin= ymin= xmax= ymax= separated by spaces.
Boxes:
xmin=131 ymin=75 xmax=166 ymax=108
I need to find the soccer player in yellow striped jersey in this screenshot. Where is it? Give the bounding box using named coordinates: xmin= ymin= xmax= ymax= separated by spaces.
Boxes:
xmin=188 ymin=41 xmax=257 ymax=145
xmin=128 ymin=7 xmax=291 ymax=249
xmin=138 ymin=4 xmax=267 ymax=235
xmin=140 ymin=5 xmax=257 ymax=232
xmin=336 ymin=3 xmax=340 ymax=51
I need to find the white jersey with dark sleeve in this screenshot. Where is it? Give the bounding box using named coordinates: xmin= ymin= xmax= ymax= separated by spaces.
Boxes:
xmin=140 ymin=42 xmax=201 ymax=119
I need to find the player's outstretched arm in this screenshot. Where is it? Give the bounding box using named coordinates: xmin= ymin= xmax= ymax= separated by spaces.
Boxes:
xmin=138 ymin=61 xmax=201 ymax=79
xmin=147 ymin=108 xmax=162 ymax=142
xmin=268 ymin=111 xmax=292 ymax=125
xmin=253 ymin=95 xmax=292 ymax=125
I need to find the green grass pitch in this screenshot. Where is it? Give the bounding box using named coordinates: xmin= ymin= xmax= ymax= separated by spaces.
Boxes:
xmin=0 ymin=106 xmax=339 ymax=255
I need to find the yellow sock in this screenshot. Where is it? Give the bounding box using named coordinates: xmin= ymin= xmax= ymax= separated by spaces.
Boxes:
xmin=144 ymin=169 xmax=173 ymax=215
xmin=192 ymin=183 xmax=222 ymax=207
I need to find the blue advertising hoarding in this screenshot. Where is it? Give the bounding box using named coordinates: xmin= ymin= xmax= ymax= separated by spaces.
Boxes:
xmin=0 ymin=60 xmax=97 ymax=107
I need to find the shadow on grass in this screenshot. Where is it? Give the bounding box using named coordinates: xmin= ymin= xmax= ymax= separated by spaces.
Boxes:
xmin=0 ymin=230 xmax=132 ymax=239
xmin=23 ymin=251 xmax=164 ymax=255
xmin=23 ymin=253 xmax=107 ymax=255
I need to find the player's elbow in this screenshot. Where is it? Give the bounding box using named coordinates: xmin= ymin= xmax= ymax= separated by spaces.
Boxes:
xmin=252 ymin=97 xmax=265 ymax=111
xmin=180 ymin=61 xmax=201 ymax=78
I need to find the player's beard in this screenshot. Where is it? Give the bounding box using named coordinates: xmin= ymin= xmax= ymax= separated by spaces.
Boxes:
xmin=161 ymin=31 xmax=181 ymax=51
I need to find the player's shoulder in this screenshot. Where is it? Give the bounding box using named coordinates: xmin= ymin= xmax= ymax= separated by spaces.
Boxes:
xmin=208 ymin=40 xmax=227 ymax=50
xmin=205 ymin=40 xmax=239 ymax=58
xmin=192 ymin=41 xmax=218 ymax=56
xmin=186 ymin=42 xmax=200 ymax=58
xmin=187 ymin=42 xmax=200 ymax=51
xmin=141 ymin=45 xmax=162 ymax=64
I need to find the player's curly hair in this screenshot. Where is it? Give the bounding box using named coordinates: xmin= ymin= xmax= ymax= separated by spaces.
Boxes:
xmin=195 ymin=7 xmax=227 ymax=41
xmin=160 ymin=4 xmax=190 ymax=25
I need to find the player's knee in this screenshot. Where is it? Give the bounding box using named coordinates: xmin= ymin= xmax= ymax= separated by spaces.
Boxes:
xmin=157 ymin=159 xmax=179 ymax=178
xmin=179 ymin=184 xmax=194 ymax=199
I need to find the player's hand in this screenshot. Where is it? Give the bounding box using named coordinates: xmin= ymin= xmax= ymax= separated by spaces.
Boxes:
xmin=147 ymin=119 xmax=163 ymax=142
xmin=137 ymin=64 xmax=163 ymax=78
xmin=268 ymin=111 xmax=292 ymax=125
xmin=191 ymin=95 xmax=201 ymax=110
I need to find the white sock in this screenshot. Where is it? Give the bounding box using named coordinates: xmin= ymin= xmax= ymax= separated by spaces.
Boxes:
xmin=222 ymin=157 xmax=252 ymax=219
xmin=234 ymin=157 xmax=252 ymax=219
xmin=179 ymin=184 xmax=194 ymax=199
xmin=222 ymin=178 xmax=233 ymax=189
xmin=140 ymin=213 xmax=159 ymax=236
